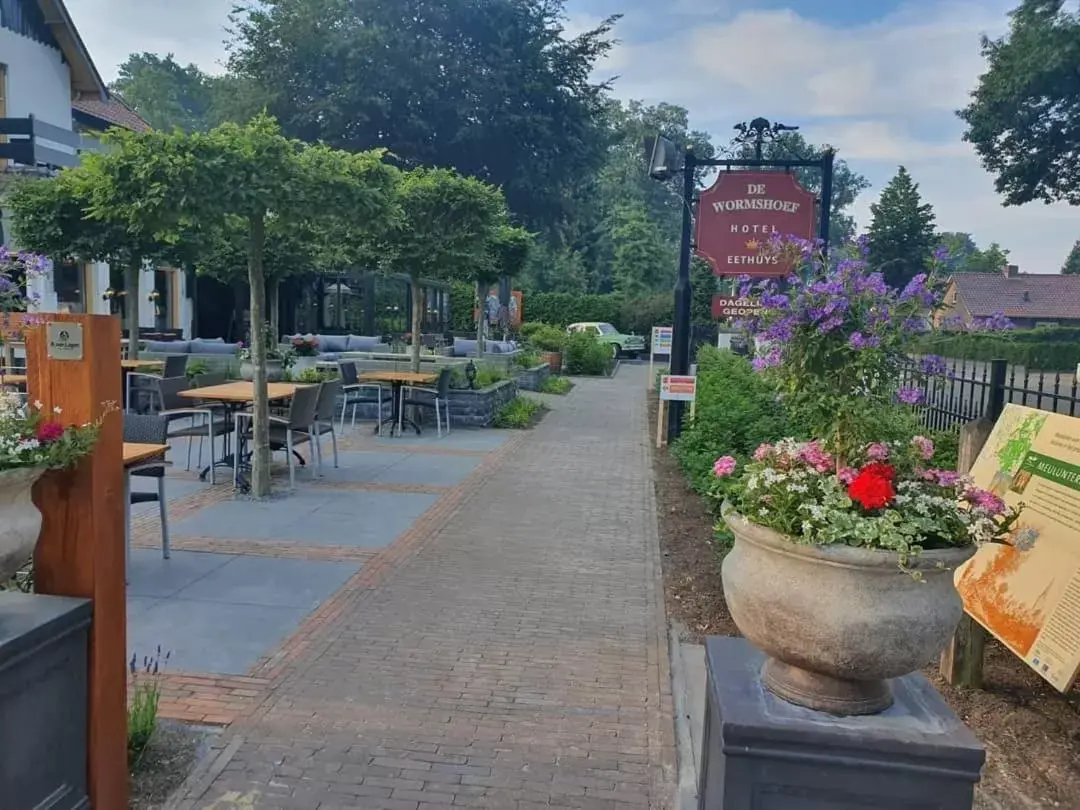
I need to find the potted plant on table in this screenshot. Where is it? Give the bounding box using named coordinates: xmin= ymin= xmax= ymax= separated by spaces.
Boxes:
xmin=709 ymin=236 xmax=1020 ymax=716
xmin=288 ymin=335 xmax=320 ymax=376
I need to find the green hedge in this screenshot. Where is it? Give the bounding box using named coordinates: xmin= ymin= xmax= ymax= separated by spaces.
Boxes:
xmin=915 ymin=327 xmax=1080 ymax=371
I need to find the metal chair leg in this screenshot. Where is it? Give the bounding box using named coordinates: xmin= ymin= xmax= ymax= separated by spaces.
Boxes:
xmin=330 ymin=425 xmax=339 ymax=467
xmin=340 ymin=397 xmax=348 ymax=432
xmin=286 ymin=431 xmax=296 ymax=488
xmin=158 ymin=477 xmax=170 ymax=559
xmin=435 ymin=400 xmax=442 ymax=438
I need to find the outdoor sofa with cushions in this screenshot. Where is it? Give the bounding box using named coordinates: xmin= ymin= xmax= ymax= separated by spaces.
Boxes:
xmin=285 ymin=334 xmax=391 ymax=361
xmin=450 ymin=338 xmax=518 ymax=357
xmin=140 ymin=337 xmax=243 ymax=374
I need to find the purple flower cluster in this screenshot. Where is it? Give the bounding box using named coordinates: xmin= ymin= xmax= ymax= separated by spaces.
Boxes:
xmin=0 ymin=246 xmax=48 ymax=316
xmin=969 ymin=311 xmax=1015 ymax=332
xmin=895 ymin=386 xmax=925 ymax=405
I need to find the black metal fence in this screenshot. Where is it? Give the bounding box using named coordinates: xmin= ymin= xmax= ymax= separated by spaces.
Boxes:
xmin=900 ymin=357 xmax=1080 ymax=432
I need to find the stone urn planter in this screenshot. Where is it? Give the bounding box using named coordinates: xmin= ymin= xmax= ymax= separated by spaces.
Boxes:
xmin=0 ymin=467 xmax=46 ymax=583
xmin=239 ymin=359 xmax=285 ymax=382
xmin=722 ymin=510 xmax=975 ymax=716
xmin=290 ymin=356 xmax=318 ymax=377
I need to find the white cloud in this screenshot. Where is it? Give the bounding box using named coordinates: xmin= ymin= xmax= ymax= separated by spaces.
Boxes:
xmin=598 ymin=0 xmax=1074 ymax=273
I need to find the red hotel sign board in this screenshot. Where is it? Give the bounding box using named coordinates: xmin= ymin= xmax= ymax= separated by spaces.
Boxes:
xmin=695 ymin=172 xmax=816 ymax=277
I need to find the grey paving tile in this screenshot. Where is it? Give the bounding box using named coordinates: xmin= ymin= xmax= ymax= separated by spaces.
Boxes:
xmin=373 ymin=453 xmax=481 ymax=487
xmin=127 ymin=549 xmax=234 ymax=598
xmin=127 ymin=598 xmax=310 ymax=675
xmin=126 ymin=596 xmax=161 ymax=618
xmin=130 ymin=477 xmax=206 ymax=515
xmin=372 ymin=428 xmax=508 ymax=452
xmin=170 ymin=493 xmax=335 ymax=539
xmin=174 ymin=555 xmax=361 ymax=609
xmin=309 ymin=451 xmax=411 ymax=484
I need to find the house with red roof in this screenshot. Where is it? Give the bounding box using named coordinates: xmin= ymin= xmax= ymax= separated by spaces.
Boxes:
xmin=0 ymin=0 xmax=196 ymax=337
xmin=938 ymin=265 xmax=1080 ymax=329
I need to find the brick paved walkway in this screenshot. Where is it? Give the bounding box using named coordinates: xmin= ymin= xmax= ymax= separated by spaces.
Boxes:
xmin=170 ymin=366 xmax=676 ymax=810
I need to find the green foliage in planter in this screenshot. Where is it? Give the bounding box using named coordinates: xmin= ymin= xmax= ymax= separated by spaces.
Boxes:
xmin=295 ymin=366 xmax=338 ymax=383
xmin=449 ymin=280 xmax=476 ymax=332
xmin=185 ymin=359 xmax=210 ymax=380
xmin=538 ymin=375 xmax=573 ymax=395
xmin=914 ymin=327 xmax=1080 ymax=372
xmin=563 ymin=331 xmax=612 ymax=376
xmin=513 ymin=349 xmax=542 ymax=368
xmin=930 ymin=429 xmax=959 ymax=471
xmin=672 ymin=347 xmax=793 ymax=497
xmin=493 ymin=395 xmax=545 ymax=428
xmin=521 ymin=323 xmax=565 ymax=352
xmin=449 ymin=362 xmax=510 ymax=389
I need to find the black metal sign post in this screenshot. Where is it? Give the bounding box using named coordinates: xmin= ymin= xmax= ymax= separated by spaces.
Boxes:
xmin=662 ymin=118 xmax=835 ymax=441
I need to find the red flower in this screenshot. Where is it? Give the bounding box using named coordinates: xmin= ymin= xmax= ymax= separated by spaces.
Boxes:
xmin=36 ymin=421 xmax=65 ymax=443
xmin=847 ymin=464 xmax=896 ymax=511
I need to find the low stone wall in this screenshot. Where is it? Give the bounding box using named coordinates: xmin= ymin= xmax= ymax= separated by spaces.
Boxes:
xmin=335 ymin=379 xmax=518 ymax=429
xmin=446 ymin=379 xmax=518 ymax=427
xmin=514 ymin=363 xmax=551 ymax=392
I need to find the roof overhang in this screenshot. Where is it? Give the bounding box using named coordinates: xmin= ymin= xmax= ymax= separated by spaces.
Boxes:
xmin=35 ymin=0 xmax=107 ymax=100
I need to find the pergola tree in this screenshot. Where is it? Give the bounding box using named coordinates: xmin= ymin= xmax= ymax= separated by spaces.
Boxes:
xmin=5 ymin=155 xmax=180 ymax=358
xmin=381 ymin=167 xmax=506 ymax=373
xmin=959 ymin=0 xmax=1080 ymax=206
xmin=105 ymin=115 xmax=398 ymax=497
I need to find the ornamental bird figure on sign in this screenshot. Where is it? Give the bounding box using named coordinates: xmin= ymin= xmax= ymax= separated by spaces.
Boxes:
xmin=695 ymin=171 xmax=816 ymax=277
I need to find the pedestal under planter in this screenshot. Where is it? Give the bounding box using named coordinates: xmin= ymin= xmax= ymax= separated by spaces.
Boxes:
xmin=698 ymin=637 xmax=984 ymax=810
xmin=239 ymin=359 xmax=285 ymax=382
xmin=722 ymin=510 xmax=974 ymax=716
xmin=0 ymin=592 xmax=92 ymax=810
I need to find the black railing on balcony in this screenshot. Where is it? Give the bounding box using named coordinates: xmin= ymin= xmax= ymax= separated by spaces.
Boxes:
xmin=0 ymin=115 xmax=102 ymax=169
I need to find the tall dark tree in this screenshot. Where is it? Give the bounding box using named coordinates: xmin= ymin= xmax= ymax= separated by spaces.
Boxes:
xmin=964 ymin=243 xmax=1010 ymax=274
xmin=229 ymin=0 xmax=617 ymax=233
xmin=936 ymin=232 xmax=978 ymax=273
xmin=110 ymin=53 xmax=266 ymax=132
xmin=959 ymin=0 xmax=1080 ymax=205
xmin=733 ymin=132 xmax=870 ymax=246
xmin=866 ymin=166 xmax=937 ymax=289
xmin=1063 ymin=240 xmax=1080 ymax=274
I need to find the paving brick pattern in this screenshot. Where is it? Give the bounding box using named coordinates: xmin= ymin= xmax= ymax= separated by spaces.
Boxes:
xmin=168 ymin=367 xmax=675 ymax=809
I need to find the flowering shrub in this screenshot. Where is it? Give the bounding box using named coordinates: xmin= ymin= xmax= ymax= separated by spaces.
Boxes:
xmin=1 ymin=247 xmax=47 ymax=345
xmin=0 ymin=394 xmax=113 ymax=472
xmin=712 ymin=436 xmax=1021 ymax=564
xmin=290 ymin=336 xmax=319 ymax=357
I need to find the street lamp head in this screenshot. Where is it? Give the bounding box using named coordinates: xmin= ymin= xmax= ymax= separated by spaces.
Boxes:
xmin=645 ymin=133 xmax=680 ymax=181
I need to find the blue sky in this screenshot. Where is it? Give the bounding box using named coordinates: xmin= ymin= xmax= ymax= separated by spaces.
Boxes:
xmin=67 ymin=0 xmax=1075 ymax=274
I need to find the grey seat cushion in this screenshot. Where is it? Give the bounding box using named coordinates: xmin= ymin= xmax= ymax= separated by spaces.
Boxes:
xmin=346 ymin=335 xmax=384 ymax=352
xmin=453 ymin=338 xmax=478 ymax=357
xmin=145 ymin=340 xmax=189 ymax=354
xmin=319 ymin=335 xmax=349 ymax=353
xmin=190 ymin=338 xmax=240 ymax=355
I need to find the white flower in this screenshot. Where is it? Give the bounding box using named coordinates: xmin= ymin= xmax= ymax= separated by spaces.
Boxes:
xmin=52 ymin=406 xmax=62 ymax=414
xmin=758 ymin=508 xmax=770 ymax=517
xmin=33 ymin=400 xmax=43 ymax=410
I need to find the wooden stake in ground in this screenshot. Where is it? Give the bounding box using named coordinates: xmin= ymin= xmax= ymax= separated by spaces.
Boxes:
xmin=940 ymin=417 xmax=994 ymax=688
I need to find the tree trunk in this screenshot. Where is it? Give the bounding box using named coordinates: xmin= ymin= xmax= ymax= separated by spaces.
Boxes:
xmin=410 ymin=273 xmax=423 ymax=374
xmin=475 ymin=280 xmax=485 ymax=358
xmin=247 ymin=213 xmax=272 ymax=498
xmin=229 ymin=280 xmax=246 ymax=343
xmin=124 ymin=258 xmax=141 ymax=359
xmin=268 ymin=277 xmax=280 ymax=343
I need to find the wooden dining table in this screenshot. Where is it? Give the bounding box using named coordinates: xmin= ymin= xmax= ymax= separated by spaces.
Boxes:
xmin=121 ymin=359 xmax=163 ymax=371
xmin=177 ymin=381 xmax=311 ymax=484
xmin=358 ymin=370 xmax=438 ymax=436
xmin=0 ymin=372 xmax=27 ymax=387
xmin=123 ymin=442 xmax=169 ymax=466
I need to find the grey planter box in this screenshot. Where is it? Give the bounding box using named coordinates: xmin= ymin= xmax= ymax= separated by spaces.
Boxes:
xmin=0 ymin=592 xmax=92 ymax=810
xmin=514 ymin=363 xmax=551 ymax=391
xmin=337 ymin=379 xmax=518 ymax=429
xmin=698 ymin=637 xmax=984 ymax=810
xmin=446 ymin=379 xmax=518 ymax=427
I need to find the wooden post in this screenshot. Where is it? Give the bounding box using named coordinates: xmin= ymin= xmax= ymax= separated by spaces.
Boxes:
xmin=656 ymin=399 xmax=667 ymax=448
xmin=26 ymin=314 xmax=128 ymax=810
xmin=939 ymin=416 xmax=995 ymax=689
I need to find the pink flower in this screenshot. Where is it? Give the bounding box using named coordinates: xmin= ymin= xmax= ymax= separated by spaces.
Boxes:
xmin=797 ymin=440 xmax=833 ymax=473
xmin=838 ymin=467 xmax=858 ymax=484
xmin=911 ymin=435 xmax=934 ymax=461
xmin=36 ymin=421 xmax=65 ymax=443
xmin=866 ymin=442 xmax=891 ymax=461
xmin=965 ymin=487 xmax=1006 ymax=516
xmin=753 ymin=443 xmax=773 ymax=461
xmin=925 ymin=469 xmax=961 ymax=487
xmin=713 ymin=456 xmax=737 ymax=477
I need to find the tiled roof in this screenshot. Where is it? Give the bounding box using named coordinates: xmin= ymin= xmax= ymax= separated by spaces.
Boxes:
xmin=951 ymin=273 xmax=1080 ymax=320
xmin=72 ymin=95 xmax=151 ymax=132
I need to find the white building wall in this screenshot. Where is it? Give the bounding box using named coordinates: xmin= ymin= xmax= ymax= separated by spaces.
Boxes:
xmin=0 ymin=28 xmax=73 ymax=137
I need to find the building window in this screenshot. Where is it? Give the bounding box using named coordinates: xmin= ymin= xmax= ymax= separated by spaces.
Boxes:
xmin=55 ymin=261 xmax=87 ymax=313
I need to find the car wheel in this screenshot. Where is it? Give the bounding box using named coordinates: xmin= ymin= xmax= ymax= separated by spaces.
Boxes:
xmin=610 ymin=344 xmax=620 ymax=360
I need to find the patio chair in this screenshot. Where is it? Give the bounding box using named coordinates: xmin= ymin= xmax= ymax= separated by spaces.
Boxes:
xmin=401 ymin=366 xmax=452 ymax=437
xmin=234 ymin=383 xmax=320 ymax=489
xmin=298 ymin=379 xmax=343 ymax=473
xmin=126 ymin=354 xmax=188 ymax=412
xmin=123 ymin=413 xmax=171 ymax=566
xmin=338 ymin=361 xmax=389 ymax=433
xmin=193 ymin=371 xmax=228 ymax=388
xmin=154 ymin=376 xmax=235 ymax=484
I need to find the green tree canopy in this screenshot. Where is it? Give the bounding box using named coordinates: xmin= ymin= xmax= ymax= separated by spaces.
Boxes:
xmin=866 ymin=166 xmax=937 ymax=289
xmin=229 ymin=0 xmax=616 ymax=233
xmin=380 ymin=167 xmax=506 ymax=370
xmin=1063 ymin=240 xmax=1080 ymax=274
xmin=959 ymin=0 xmax=1080 ymax=205
xmin=609 ymin=201 xmax=675 ymax=296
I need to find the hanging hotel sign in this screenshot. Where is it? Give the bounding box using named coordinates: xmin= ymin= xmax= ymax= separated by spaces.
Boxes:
xmin=695 ymin=171 xmax=816 ymax=278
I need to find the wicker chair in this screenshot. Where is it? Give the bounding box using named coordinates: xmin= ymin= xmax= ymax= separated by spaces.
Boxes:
xmin=234 ymin=384 xmax=321 ymax=488
xmin=338 ymin=361 xmax=389 ymax=432
xmin=298 ymin=380 xmax=342 ymax=473
xmin=123 ymin=413 xmax=171 ymax=572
